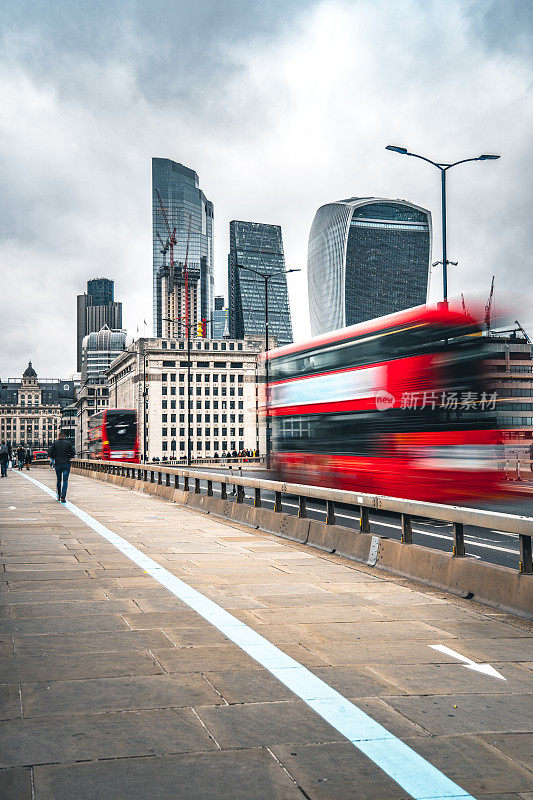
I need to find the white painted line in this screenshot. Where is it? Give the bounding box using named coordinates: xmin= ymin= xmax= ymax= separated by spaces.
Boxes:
xmin=15 ymin=469 xmax=477 ymax=800
xmin=429 ymin=645 xmax=507 ymax=680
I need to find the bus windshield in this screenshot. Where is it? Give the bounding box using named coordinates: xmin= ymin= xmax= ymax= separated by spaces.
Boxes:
xmin=106 ymin=411 xmax=136 ymax=447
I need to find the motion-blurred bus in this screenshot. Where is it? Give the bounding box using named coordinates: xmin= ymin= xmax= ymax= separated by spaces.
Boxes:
xmin=267 ymin=305 xmax=502 ymax=503
xmin=88 ymin=409 xmax=139 ymax=463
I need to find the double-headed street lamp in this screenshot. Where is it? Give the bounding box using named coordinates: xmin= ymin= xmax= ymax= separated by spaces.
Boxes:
xmin=236 ymin=265 xmax=301 ymax=469
xmin=385 ymin=145 xmax=500 ymax=305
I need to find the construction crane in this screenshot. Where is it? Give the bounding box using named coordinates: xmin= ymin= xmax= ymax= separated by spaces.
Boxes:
xmin=515 ymin=320 xmax=531 ymax=343
xmin=155 ymin=188 xmax=177 ymax=286
xmin=182 ymin=215 xmax=192 ymax=335
xmin=484 ymin=275 xmax=495 ymax=333
xmin=156 ymin=232 xmax=169 ymax=265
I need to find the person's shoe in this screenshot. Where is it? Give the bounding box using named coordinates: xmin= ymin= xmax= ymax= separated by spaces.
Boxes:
xmin=60 ymin=499 xmax=66 ymax=503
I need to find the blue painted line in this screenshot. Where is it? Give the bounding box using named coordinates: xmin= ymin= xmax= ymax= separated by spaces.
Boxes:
xmin=15 ymin=470 xmax=476 ymax=800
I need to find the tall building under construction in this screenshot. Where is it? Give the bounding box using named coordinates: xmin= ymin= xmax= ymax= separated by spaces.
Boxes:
xmin=152 ymin=158 xmax=214 ymax=338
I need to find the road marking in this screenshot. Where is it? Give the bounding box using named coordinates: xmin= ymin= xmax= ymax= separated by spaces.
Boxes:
xmin=429 ymin=645 xmax=507 ymax=680
xmin=16 ymin=469 xmax=478 ymax=800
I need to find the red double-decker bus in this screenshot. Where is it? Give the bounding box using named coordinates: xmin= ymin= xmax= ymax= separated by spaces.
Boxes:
xmin=267 ymin=305 xmax=502 ymax=503
xmin=88 ymin=409 xmax=139 ymax=463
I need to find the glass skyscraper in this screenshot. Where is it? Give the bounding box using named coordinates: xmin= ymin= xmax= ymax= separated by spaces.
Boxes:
xmin=212 ymin=296 xmax=228 ymax=339
xmin=228 ymin=221 xmax=293 ymax=346
xmin=307 ymin=198 xmax=432 ymax=335
xmin=152 ymin=158 xmax=214 ymax=336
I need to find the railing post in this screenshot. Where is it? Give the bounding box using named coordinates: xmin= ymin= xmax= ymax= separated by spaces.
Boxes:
xmin=221 ymin=481 xmax=227 ymax=500
xmin=401 ymin=514 xmax=412 ymax=544
xmin=254 ymin=487 xmax=261 ymax=507
xmin=236 ymin=484 xmax=244 ymax=503
xmin=174 ymin=474 xmax=179 ymax=490
xmin=274 ymin=491 xmax=282 ymax=513
xmin=519 ymin=534 xmax=532 ymax=574
xmin=158 ymin=471 xmax=162 ymax=485
xmin=166 ymin=473 xmax=170 ymax=487
xmin=360 ymin=506 xmax=370 ymax=533
xmin=207 ymin=480 xmax=213 ymax=497
xmin=326 ymin=499 xmax=335 ymax=525
xmin=298 ymin=495 xmax=307 ymax=518
xmin=184 ymin=475 xmax=189 ymax=492
xmin=452 ymin=522 xmax=465 ymax=557
xmin=195 ymin=478 xmax=201 ymax=494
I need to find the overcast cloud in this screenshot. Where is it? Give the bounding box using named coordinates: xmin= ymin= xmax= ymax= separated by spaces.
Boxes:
xmin=0 ymin=0 xmax=531 ymax=378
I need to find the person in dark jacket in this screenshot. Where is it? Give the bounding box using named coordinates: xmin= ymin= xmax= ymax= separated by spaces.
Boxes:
xmin=24 ymin=448 xmax=32 ymax=470
xmin=16 ymin=445 xmax=25 ymax=470
xmin=49 ymin=432 xmax=75 ymax=503
xmin=0 ymin=442 xmax=9 ymax=477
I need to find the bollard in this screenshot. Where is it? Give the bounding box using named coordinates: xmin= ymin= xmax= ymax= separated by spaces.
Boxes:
xmin=298 ymin=495 xmax=307 ymax=518
xmin=519 ymin=534 xmax=532 ymax=574
xmin=452 ymin=522 xmax=465 ymax=557
xmin=360 ymin=506 xmax=370 ymax=533
xmin=326 ymin=499 xmax=335 ymax=525
xmin=254 ymin=487 xmax=261 ymax=508
xmin=401 ymin=514 xmax=412 ymax=544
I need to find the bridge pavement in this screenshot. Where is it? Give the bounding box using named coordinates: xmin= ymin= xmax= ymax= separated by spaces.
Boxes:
xmin=0 ymin=466 xmax=532 ymax=800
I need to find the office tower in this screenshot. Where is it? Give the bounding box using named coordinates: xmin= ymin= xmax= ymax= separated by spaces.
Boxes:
xmin=212 ymin=296 xmax=228 ymax=339
xmin=228 ymin=221 xmax=293 ymax=345
xmin=307 ymin=198 xmax=432 ymax=336
xmin=152 ymin=158 xmax=214 ymax=338
xmin=76 ymin=279 xmax=122 ymax=371
xmin=87 ymin=278 xmax=114 ymax=306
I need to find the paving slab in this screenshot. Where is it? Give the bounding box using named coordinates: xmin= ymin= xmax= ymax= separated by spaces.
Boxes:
xmin=21 ymin=673 xmax=223 ymax=717
xmin=1 ymin=467 xmax=531 ymax=800
xmin=0 ymin=708 xmax=218 ymax=768
xmin=383 ymin=694 xmax=533 ymax=735
xmin=480 ymin=733 xmax=533 ymax=771
xmin=33 ymin=749 xmax=304 ymax=800
xmin=0 ymin=767 xmax=32 ymax=800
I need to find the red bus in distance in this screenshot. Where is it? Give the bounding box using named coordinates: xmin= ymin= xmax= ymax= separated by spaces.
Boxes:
xmin=267 ymin=305 xmax=503 ymax=504
xmin=88 ymin=409 xmax=139 ymax=463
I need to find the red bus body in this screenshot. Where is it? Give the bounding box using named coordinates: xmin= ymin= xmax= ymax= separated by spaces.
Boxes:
xmin=267 ymin=305 xmax=503 ymax=504
xmin=88 ymin=409 xmax=140 ymax=463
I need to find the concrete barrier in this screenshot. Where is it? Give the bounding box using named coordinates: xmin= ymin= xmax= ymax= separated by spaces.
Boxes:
xmin=71 ymin=465 xmax=533 ymax=619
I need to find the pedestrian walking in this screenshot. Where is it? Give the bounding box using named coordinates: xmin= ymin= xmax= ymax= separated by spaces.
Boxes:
xmin=24 ymin=448 xmax=32 ymax=470
xmin=49 ymin=432 xmax=75 ymax=503
xmin=16 ymin=445 xmax=25 ymax=470
xmin=0 ymin=442 xmax=9 ymax=477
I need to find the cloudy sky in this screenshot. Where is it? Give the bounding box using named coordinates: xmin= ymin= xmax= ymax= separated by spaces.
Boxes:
xmin=1 ymin=0 xmax=531 ymax=378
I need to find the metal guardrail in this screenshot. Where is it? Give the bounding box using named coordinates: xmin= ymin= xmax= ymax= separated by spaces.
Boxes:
xmin=72 ymin=459 xmax=533 ymax=575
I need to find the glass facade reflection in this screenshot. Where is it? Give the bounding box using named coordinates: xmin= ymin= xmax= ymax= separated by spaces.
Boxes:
xmin=228 ymin=221 xmax=293 ymax=345
xmin=307 ymin=198 xmax=431 ymax=335
xmin=152 ymin=158 xmax=214 ymax=336
xmin=212 ymin=295 xmax=228 ymax=339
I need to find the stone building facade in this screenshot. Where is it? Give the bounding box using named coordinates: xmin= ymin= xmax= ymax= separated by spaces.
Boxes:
xmin=107 ymin=337 xmax=265 ymax=461
xmin=0 ymin=362 xmax=76 ymax=451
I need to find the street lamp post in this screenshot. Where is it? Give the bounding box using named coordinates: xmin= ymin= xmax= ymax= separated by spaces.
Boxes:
xmin=236 ymin=266 xmax=301 ymax=469
xmin=385 ymin=145 xmax=500 ymax=305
